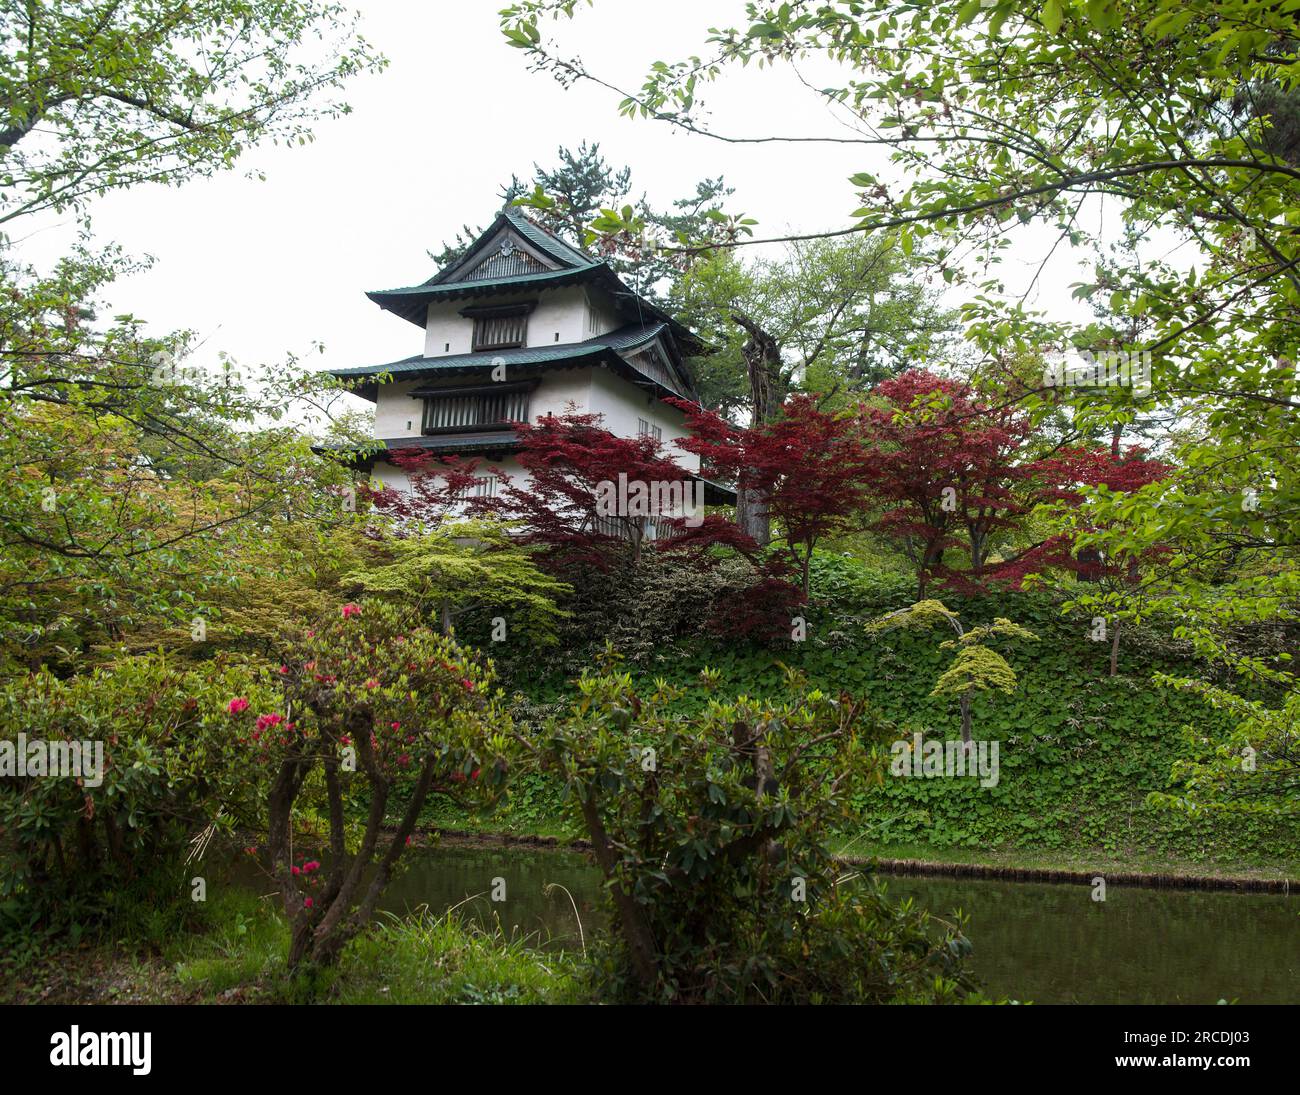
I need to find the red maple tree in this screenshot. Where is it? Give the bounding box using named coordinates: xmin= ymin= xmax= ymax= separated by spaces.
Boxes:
xmin=1006 ymin=443 xmax=1172 ymax=581
xmin=368 ymin=410 xmax=710 ymax=570
xmin=361 ymin=449 xmax=487 ymax=528
xmin=502 ymin=410 xmax=705 ymax=568
xmin=858 ymin=369 xmax=1063 ymax=597
xmin=673 ymin=393 xmax=877 ymax=598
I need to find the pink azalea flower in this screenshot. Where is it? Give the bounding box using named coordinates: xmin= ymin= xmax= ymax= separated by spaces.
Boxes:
xmin=227 ymin=697 xmax=250 ymax=714
xmin=303 ymin=897 xmax=314 ymax=909
xmin=341 ymin=603 xmax=361 ymax=619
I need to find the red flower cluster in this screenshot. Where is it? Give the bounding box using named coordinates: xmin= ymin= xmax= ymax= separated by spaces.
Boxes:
xmin=341 ymin=603 xmax=361 ymax=619
xmin=227 ymin=697 xmax=250 ymax=714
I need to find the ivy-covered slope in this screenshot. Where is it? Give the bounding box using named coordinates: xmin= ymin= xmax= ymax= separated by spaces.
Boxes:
xmin=484 ymin=559 xmax=1297 ymax=867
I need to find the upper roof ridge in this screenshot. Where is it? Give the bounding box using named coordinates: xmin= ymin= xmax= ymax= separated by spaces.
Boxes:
xmin=498 ymin=205 xmax=598 ymax=268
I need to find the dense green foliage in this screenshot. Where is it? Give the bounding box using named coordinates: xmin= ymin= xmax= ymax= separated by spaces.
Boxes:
xmin=0 ymin=653 xmax=270 ymax=929
xmin=520 ymin=652 xmax=975 ymax=1002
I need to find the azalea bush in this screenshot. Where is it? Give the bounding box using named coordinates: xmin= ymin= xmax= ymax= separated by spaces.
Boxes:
xmin=0 ymin=654 xmax=271 ymax=928
xmin=522 ymin=650 xmax=975 ymax=1003
xmin=227 ymin=599 xmax=513 ymax=970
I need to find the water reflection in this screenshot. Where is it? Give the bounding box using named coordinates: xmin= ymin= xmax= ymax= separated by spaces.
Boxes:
xmin=258 ymin=843 xmax=1300 ymax=1003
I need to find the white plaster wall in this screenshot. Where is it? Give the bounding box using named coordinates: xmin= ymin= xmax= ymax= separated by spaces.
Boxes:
xmin=422 ymin=300 xmax=472 ymax=358
xmin=372 ymin=368 xmax=595 ymax=442
xmin=587 ymin=366 xmax=701 ymax=475
xmin=367 ymin=459 xmax=412 ymax=495
xmin=582 ymin=286 xmax=619 ymax=337
xmin=370 ymin=455 xmax=531 ymax=493
xmin=373 ymin=378 xmax=424 ymax=438
xmin=530 ymin=366 xmax=592 ymax=419
xmin=421 ymin=286 xmax=595 ymax=358
xmin=527 ymin=286 xmax=589 ymax=348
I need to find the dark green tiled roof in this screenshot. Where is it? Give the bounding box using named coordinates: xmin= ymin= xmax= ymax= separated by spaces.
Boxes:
xmin=329 ymin=322 xmax=667 ymax=381
xmin=332 ymin=337 xmax=605 ymax=381
xmin=386 ymin=265 xmax=601 ymax=296
xmin=367 ymin=265 xmax=602 ymax=320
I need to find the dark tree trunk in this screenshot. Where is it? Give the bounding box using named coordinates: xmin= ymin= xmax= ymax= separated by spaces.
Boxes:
xmin=729 ymin=309 xmax=783 ymax=547
xmin=578 ymin=792 xmax=658 ymax=993
xmin=736 ymin=485 xmax=770 ymax=546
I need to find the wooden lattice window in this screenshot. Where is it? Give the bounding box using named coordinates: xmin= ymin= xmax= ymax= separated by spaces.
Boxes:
xmin=450 ymin=475 xmax=499 ymax=501
xmin=462 ymin=302 xmax=533 ymax=352
xmin=415 ymin=382 xmax=534 ymax=434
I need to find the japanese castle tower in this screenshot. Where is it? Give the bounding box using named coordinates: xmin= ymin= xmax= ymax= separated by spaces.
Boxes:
xmin=331 ymin=206 xmax=732 ymax=514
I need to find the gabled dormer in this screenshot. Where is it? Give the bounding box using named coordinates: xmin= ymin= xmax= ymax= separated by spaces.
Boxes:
xmin=428 ymin=210 xmax=595 ymax=288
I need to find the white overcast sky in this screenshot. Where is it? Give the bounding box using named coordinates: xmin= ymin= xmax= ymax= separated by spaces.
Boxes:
xmin=18 ymin=0 xmax=1134 ymax=396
